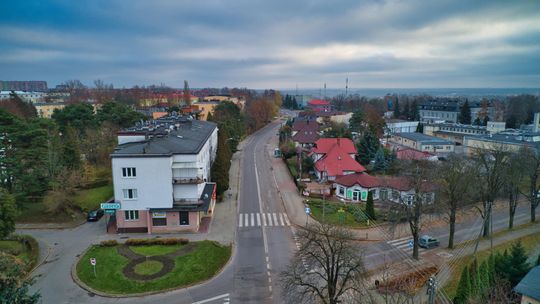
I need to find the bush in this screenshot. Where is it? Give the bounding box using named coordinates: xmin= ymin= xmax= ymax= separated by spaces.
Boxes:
xmin=99 ymin=240 xmax=118 ymax=247
xmin=6 ymin=235 xmax=40 ymax=271
xmin=125 ymin=238 xmax=189 ymax=246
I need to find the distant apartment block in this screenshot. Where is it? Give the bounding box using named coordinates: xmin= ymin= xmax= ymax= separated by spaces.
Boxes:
xmin=111 ymin=115 xmax=218 ymax=233
xmin=0 ymin=91 xmax=47 ymax=103
xmin=34 ymin=102 xmax=66 ymax=118
xmin=385 ymin=119 xmax=419 ymax=135
xmin=1 ymin=80 xmax=47 ymax=92
xmin=419 ymin=99 xmax=494 ymax=123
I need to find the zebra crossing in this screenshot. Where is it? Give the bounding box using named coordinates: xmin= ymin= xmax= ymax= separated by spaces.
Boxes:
xmin=238 ymin=212 xmax=291 ymax=228
xmin=386 ymin=236 xmax=427 ymax=257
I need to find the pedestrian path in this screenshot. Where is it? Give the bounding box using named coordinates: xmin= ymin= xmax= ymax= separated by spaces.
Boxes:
xmin=238 ymin=212 xmax=291 ymax=228
xmin=386 ymin=236 xmax=427 ymax=257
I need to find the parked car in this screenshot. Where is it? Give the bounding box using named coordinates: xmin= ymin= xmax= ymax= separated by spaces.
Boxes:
xmin=87 ymin=209 xmax=104 ymax=222
xmin=419 ymin=235 xmax=440 ymax=249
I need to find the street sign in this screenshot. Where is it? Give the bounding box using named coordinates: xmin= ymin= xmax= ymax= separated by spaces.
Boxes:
xmin=90 ymin=258 xmax=96 ymax=266
xmin=104 ymin=209 xmax=116 ymax=215
xmin=305 ymin=207 xmax=311 ymax=214
xmin=100 ymin=202 xmax=121 ymax=210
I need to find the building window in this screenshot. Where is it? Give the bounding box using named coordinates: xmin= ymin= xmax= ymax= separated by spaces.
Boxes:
xmin=122 ymin=167 xmax=136 ymax=178
xmin=380 ymin=189 xmax=388 ymax=200
xmin=406 ymin=195 xmax=415 ymax=206
xmin=124 ymin=210 xmax=139 ymax=221
xmin=152 ymin=212 xmax=167 ymax=226
xmin=179 ymin=211 xmax=190 ymax=225
xmin=123 ymin=189 xmax=138 ymax=200
xmin=392 ymin=190 xmax=400 ymax=201
xmin=339 ymin=186 xmax=345 ymax=196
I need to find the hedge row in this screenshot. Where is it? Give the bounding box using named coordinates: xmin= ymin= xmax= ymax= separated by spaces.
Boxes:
xmin=99 ymin=238 xmax=190 ymax=247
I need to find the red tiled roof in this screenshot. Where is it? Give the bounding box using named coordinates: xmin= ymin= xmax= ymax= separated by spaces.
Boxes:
xmin=335 ymin=173 xmax=434 ymax=192
xmin=308 ymin=99 xmax=330 ymax=106
xmin=315 ymin=146 xmax=365 ymax=176
xmin=312 ymin=138 xmax=356 ymax=155
xmin=292 ymin=119 xmax=319 ymax=132
xmin=292 ymin=130 xmax=319 ymax=144
xmin=335 ymin=173 xmax=380 ymax=188
xmin=396 ymin=148 xmax=435 ymax=160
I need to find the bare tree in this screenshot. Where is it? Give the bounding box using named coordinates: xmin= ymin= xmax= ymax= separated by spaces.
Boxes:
xmin=520 ymin=146 xmax=540 ymax=223
xmin=390 ymin=160 xmax=436 ymax=260
xmin=183 ymin=80 xmax=191 ymax=107
xmin=437 ymin=155 xmax=477 ymax=248
xmin=504 ymin=152 xmax=526 ymax=229
xmin=280 ymin=222 xmax=374 ymax=304
xmin=472 ymin=145 xmax=510 ymax=237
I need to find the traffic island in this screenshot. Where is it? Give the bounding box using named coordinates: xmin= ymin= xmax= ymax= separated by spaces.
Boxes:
xmin=74 ymin=239 xmax=231 ymax=296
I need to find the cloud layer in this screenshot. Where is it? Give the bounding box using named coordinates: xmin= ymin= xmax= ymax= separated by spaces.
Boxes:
xmin=1 ymin=0 xmax=539 ymax=89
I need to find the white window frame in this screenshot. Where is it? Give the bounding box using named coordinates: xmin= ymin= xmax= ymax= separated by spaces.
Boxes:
xmin=122 ymin=189 xmax=138 ymax=200
xmin=124 ymin=210 xmax=139 ymax=221
xmin=122 ymin=167 xmax=137 ymax=178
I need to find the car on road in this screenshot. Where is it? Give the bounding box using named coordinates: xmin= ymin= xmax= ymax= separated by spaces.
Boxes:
xmin=87 ymin=209 xmax=104 ymax=222
xmin=419 ymin=235 xmax=440 ymax=249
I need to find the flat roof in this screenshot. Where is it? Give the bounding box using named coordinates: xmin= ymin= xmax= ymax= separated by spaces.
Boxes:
xmin=395 ymin=132 xmax=454 ymax=145
xmin=112 ymin=116 xmax=217 ymax=157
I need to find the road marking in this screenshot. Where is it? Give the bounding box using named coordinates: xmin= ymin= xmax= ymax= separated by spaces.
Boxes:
xmin=254 ymin=152 xmax=269 ymax=254
xmin=251 ymin=213 xmax=255 ymax=226
xmin=267 ymin=213 xmax=273 ymax=226
xmin=262 ymin=212 xmax=267 ymax=226
xmin=273 ymin=213 xmax=278 ymax=226
xmin=192 ymin=293 xmax=230 ymax=304
xmin=245 ymin=214 xmax=249 ymax=228
xmin=284 ymin=213 xmax=291 ymax=226
xmin=279 ymin=213 xmax=285 ymax=226
xmin=238 ymin=216 xmax=243 ymax=228
xmin=257 ymin=213 xmax=261 ymax=226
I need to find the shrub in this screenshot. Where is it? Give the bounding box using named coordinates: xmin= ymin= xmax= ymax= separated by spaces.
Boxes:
xmin=99 ymin=240 xmax=118 ymax=247
xmin=125 ymin=238 xmax=189 ymax=246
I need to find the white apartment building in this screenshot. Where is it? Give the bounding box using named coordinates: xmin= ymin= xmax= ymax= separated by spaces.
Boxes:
xmin=110 ymin=115 xmax=218 ymax=233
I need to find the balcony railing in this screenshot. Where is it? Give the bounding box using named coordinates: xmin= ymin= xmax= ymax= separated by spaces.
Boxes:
xmin=172 ymin=176 xmax=204 ymax=184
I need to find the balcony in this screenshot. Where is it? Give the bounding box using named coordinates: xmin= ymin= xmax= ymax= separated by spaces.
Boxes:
xmin=172 ymin=175 xmax=204 ymax=184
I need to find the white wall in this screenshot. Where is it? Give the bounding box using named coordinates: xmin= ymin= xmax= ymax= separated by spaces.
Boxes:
xmin=112 ymin=157 xmax=173 ymax=210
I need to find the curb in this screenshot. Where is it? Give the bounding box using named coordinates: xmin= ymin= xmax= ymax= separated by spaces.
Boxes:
xmin=16 ymin=218 xmax=87 ymax=230
xmin=70 ymin=241 xmax=235 ymax=298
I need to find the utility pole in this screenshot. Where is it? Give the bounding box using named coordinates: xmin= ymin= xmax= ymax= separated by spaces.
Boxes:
xmin=324 ymin=83 xmax=327 ymax=99
xmin=345 ymin=77 xmax=348 ymax=96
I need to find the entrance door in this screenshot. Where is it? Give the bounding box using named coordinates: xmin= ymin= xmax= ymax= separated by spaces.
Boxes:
xmin=352 ymin=191 xmax=360 ymax=201
xmin=179 ymin=211 xmax=190 ymax=226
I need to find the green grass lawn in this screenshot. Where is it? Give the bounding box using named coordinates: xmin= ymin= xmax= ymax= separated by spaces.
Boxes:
xmin=134 ymin=261 xmax=163 ymax=275
xmin=0 ymin=241 xmax=24 ymax=255
xmin=76 ymin=240 xmax=231 ymax=294
xmin=443 ymin=232 xmax=540 ymax=298
xmin=73 ymin=184 xmax=113 ymax=212
xmin=130 ymin=244 xmax=184 ymax=256
xmin=307 ymin=199 xmax=371 ymax=228
xmin=286 ymin=158 xmax=298 ymax=178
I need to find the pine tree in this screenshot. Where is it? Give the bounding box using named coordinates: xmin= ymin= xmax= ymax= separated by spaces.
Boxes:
xmin=454 ymin=265 xmax=471 ymax=304
xmin=0 ymin=189 xmax=17 ymax=238
xmin=183 ymin=80 xmax=191 ymax=106
xmin=403 ymin=101 xmax=411 ymax=120
xmin=410 ymin=100 xmax=420 ymax=121
xmin=365 ymin=191 xmax=375 ymax=220
xmin=356 ymin=132 xmax=380 ymax=165
xmin=468 ymin=259 xmax=479 ymax=295
xmin=211 ymin=128 xmax=232 ymax=198
xmin=459 ymin=100 xmax=472 ymax=124
xmin=61 ymin=125 xmax=81 ymax=170
xmin=508 ymin=241 xmax=531 ymax=286
xmin=372 ymin=148 xmax=387 ymax=172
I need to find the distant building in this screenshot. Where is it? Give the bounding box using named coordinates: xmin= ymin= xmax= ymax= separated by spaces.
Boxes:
xmin=307 ymin=99 xmax=332 ymax=114
xmin=291 ymin=118 xmax=320 ymax=148
xmin=390 ymin=132 xmax=455 ymax=154
xmin=34 ymin=102 xmax=66 ymax=118
xmin=395 ymin=147 xmax=438 ymax=161
xmin=0 ymin=91 xmax=47 ymax=103
xmin=192 ymin=101 xmax=220 ymax=121
xmin=514 ymin=266 xmax=540 ymax=304
xmin=385 ymin=119 xmax=419 ymax=135
xmin=1 ymin=80 xmax=47 ymax=92
xmin=419 ymin=99 xmax=494 ymax=123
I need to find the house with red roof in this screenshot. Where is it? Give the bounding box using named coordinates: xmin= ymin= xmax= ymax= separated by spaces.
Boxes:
xmin=311 ymin=138 xmax=365 ymax=181
xmin=307 ymin=99 xmax=332 ymax=113
xmin=334 ymin=173 xmax=435 ymax=205
xmin=291 ymin=118 xmax=320 ymax=147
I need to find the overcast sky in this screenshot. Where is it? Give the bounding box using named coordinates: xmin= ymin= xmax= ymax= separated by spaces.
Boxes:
xmin=1 ymin=0 xmax=539 ymax=89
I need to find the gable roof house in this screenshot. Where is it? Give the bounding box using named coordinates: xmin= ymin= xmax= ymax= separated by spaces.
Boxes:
xmin=310 ymin=138 xmax=365 ymax=181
